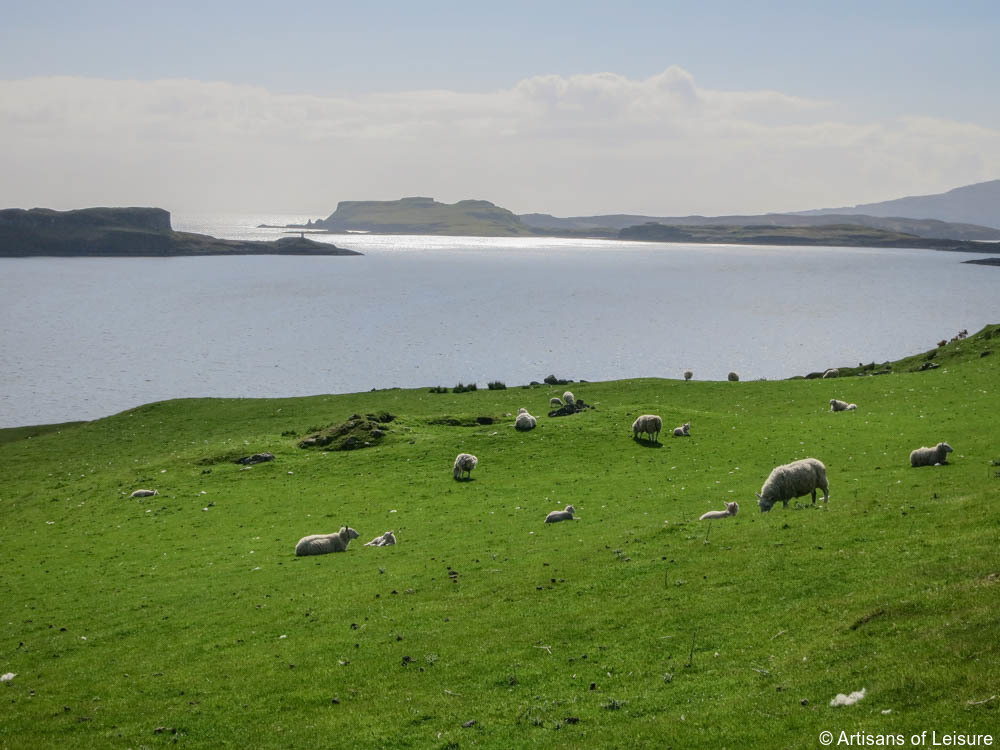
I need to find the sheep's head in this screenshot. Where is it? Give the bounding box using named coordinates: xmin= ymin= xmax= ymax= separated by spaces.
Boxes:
xmin=565 ymin=505 xmax=575 ymax=514
xmin=756 ymin=492 xmax=774 ymax=513
xmin=725 ymin=502 xmax=739 ymax=516
xmin=939 ymin=442 xmax=953 ymax=454
xmin=345 ymin=527 xmax=360 ymax=540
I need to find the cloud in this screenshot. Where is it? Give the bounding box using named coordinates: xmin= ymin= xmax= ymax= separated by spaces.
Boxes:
xmin=0 ymin=68 xmax=997 ymax=215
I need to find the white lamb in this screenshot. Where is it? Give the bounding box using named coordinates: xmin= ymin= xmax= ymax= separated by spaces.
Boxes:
xmin=130 ymin=489 xmax=158 ymax=498
xmin=829 ymin=399 xmax=850 ymax=412
xmin=632 ymin=414 xmax=662 ymax=442
xmin=544 ymin=505 xmax=576 ymax=523
xmin=756 ymin=458 xmax=829 ymax=512
xmin=295 ymin=526 xmax=359 ymax=556
xmin=699 ymin=501 xmax=739 ymax=520
xmin=453 ymin=453 xmax=478 ymax=480
xmin=909 ymin=442 xmax=953 ymax=467
xmin=550 ymin=397 xmax=563 ymax=407
xmin=673 ymin=422 xmax=690 ymax=437
xmin=364 ymin=530 xmax=397 ymax=547
xmin=515 ymin=412 xmax=537 ymax=431
xmin=563 ymin=391 xmax=575 ymax=405
xmin=517 ymin=407 xmax=528 ymax=415
xmin=846 ymin=403 xmax=857 ymax=410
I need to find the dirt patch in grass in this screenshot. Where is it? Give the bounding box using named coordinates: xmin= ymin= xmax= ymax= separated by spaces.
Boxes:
xmin=299 ymin=413 xmax=395 ymax=451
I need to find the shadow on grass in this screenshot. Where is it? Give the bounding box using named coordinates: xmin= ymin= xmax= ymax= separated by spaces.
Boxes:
xmin=633 ymin=437 xmax=663 ymax=449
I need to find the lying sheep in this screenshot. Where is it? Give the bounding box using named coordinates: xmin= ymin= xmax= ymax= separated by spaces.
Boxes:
xmin=756 ymin=458 xmax=829 ymax=512
xmin=632 ymin=414 xmax=662 ymax=442
xmin=517 ymin=407 xmax=528 ymax=415
xmin=453 ymin=453 xmax=478 ymax=480
xmin=699 ymin=501 xmax=739 ymax=520
xmin=295 ymin=526 xmax=359 ymax=556
xmin=909 ymin=442 xmax=953 ymax=467
xmin=130 ymin=489 xmax=158 ymax=498
xmin=673 ymin=422 xmax=690 ymax=437
xmin=544 ymin=505 xmax=576 ymax=523
xmin=550 ymin=397 xmax=563 ymax=407
xmin=364 ymin=530 xmax=396 ymax=547
xmin=822 ymin=368 xmax=840 ymax=379
xmin=829 ymin=399 xmax=850 ymax=412
xmin=846 ymin=403 xmax=857 ymax=411
xmin=562 ymin=391 xmax=575 ymax=405
xmin=515 ymin=412 xmax=537 ymax=431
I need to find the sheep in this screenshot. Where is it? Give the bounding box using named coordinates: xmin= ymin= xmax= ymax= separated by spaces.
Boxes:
xmin=846 ymin=403 xmax=857 ymax=410
xmin=728 ymin=372 xmax=740 ymax=382
xmin=562 ymin=391 xmax=575 ymax=405
xmin=517 ymin=407 xmax=528 ymax=415
xmin=453 ymin=453 xmax=478 ymax=480
xmin=364 ymin=530 xmax=396 ymax=547
xmin=909 ymin=442 xmax=953 ymax=467
xmin=699 ymin=501 xmax=739 ymax=520
xmin=684 ymin=370 xmax=693 ymax=381
xmin=515 ymin=412 xmax=537 ymax=431
xmin=295 ymin=526 xmax=359 ymax=556
xmin=756 ymin=458 xmax=829 ymax=512
xmin=822 ymin=368 xmax=840 ymax=378
xmin=631 ymin=414 xmax=662 ymax=442
xmin=130 ymin=489 xmax=158 ymax=498
xmin=544 ymin=505 xmax=576 ymax=523
xmin=549 ymin=397 xmax=563 ymax=407
xmin=672 ymin=422 xmax=690 ymax=437
xmin=829 ymin=398 xmax=850 ymax=412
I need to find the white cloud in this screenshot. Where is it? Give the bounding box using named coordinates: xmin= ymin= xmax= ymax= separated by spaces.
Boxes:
xmin=0 ymin=68 xmax=997 ymax=216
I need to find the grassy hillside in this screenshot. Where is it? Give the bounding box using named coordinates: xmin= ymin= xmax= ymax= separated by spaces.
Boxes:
xmin=1 ymin=328 xmax=998 ymax=748
xmin=314 ymin=197 xmax=535 ymax=236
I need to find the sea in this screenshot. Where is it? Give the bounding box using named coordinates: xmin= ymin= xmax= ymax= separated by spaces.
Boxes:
xmin=1 ymin=212 xmax=997 ymax=428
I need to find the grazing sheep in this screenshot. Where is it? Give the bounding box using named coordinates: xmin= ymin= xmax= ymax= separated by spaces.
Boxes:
xmin=562 ymin=391 xmax=575 ymax=405
xmin=829 ymin=399 xmax=850 ymax=412
xmin=728 ymin=372 xmax=740 ymax=382
xmin=909 ymin=442 xmax=953 ymax=467
xmin=673 ymin=422 xmax=690 ymax=437
xmin=364 ymin=530 xmax=396 ymax=547
xmin=756 ymin=458 xmax=829 ymax=512
xmin=453 ymin=453 xmax=478 ymax=480
xmin=550 ymin=397 xmax=563 ymax=407
xmin=295 ymin=526 xmax=359 ymax=556
xmin=699 ymin=501 xmax=739 ymax=520
xmin=684 ymin=370 xmax=693 ymax=381
xmin=846 ymin=403 xmax=857 ymax=410
xmin=515 ymin=412 xmax=537 ymax=431
xmin=130 ymin=489 xmax=158 ymax=498
xmin=544 ymin=504 xmax=576 ymax=523
xmin=822 ymin=368 xmax=840 ymax=379
xmin=632 ymin=414 xmax=662 ymax=442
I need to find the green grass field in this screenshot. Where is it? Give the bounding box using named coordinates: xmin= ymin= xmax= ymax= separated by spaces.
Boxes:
xmin=2 ymin=328 xmax=998 ymax=748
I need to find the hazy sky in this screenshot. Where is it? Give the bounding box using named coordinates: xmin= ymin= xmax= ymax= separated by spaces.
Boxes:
xmin=2 ymin=0 xmax=999 ymax=217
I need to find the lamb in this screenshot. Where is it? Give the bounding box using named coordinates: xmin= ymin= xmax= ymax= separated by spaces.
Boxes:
xmin=756 ymin=458 xmax=829 ymax=512
xmin=684 ymin=370 xmax=693 ymax=381
xmin=829 ymin=399 xmax=850 ymax=412
xmin=673 ymin=422 xmax=690 ymax=437
xmin=515 ymin=412 xmax=537 ymax=431
xmin=129 ymin=489 xmax=158 ymax=498
xmin=453 ymin=453 xmax=478 ymax=480
xmin=909 ymin=442 xmax=953 ymax=467
xmin=295 ymin=526 xmax=359 ymax=556
xmin=517 ymin=407 xmax=528 ymax=415
xmin=549 ymin=397 xmax=563 ymax=407
xmin=631 ymin=414 xmax=662 ymax=442
xmin=846 ymin=403 xmax=857 ymax=410
xmin=728 ymin=372 xmax=740 ymax=382
xmin=822 ymin=368 xmax=840 ymax=378
xmin=364 ymin=530 xmax=397 ymax=547
xmin=562 ymin=391 xmax=575 ymax=405
xmin=699 ymin=501 xmax=739 ymax=520
xmin=544 ymin=504 xmax=576 ymax=523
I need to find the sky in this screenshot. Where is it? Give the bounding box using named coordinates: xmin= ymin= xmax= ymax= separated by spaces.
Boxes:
xmin=1 ymin=0 xmax=999 ymax=218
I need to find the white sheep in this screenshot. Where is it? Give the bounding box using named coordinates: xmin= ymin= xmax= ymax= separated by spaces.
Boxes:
xmin=673 ymin=422 xmax=690 ymax=437
xmin=517 ymin=407 xmax=528 ymax=415
xmin=544 ymin=504 xmax=576 ymax=523
xmin=295 ymin=526 xmax=359 ymax=556
xmin=756 ymin=458 xmax=829 ymax=512
xmin=562 ymin=391 xmax=575 ymax=405
xmin=909 ymin=442 xmax=953 ymax=467
xmin=515 ymin=412 xmax=537 ymax=431
xmin=684 ymin=370 xmax=693 ymax=381
xmin=632 ymin=414 xmax=662 ymax=442
xmin=699 ymin=501 xmax=739 ymax=520
xmin=728 ymin=372 xmax=740 ymax=382
xmin=549 ymin=397 xmax=563 ymax=407
xmin=846 ymin=403 xmax=857 ymax=411
xmin=364 ymin=530 xmax=397 ymax=547
xmin=829 ymin=399 xmax=850 ymax=412
xmin=822 ymin=368 xmax=840 ymax=378
xmin=453 ymin=453 xmax=478 ymax=480
xmin=130 ymin=489 xmax=158 ymax=498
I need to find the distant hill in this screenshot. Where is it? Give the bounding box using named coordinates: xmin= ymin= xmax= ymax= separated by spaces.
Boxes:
xmin=793 ymin=179 xmax=1000 ymax=230
xmin=521 ymin=209 xmax=1000 ymax=241
xmin=0 ymin=207 xmax=361 ymax=257
xmin=310 ymin=196 xmax=534 ymax=236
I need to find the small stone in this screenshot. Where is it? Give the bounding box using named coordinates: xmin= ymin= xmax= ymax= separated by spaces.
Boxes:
xmin=462 ymin=720 xmax=476 ymax=728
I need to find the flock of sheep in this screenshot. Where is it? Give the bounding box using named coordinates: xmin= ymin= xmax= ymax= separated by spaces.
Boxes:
xmin=275 ymin=382 xmax=952 ymax=555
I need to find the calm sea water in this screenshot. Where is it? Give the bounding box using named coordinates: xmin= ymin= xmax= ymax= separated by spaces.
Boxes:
xmin=0 ymin=213 xmax=996 ymax=428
